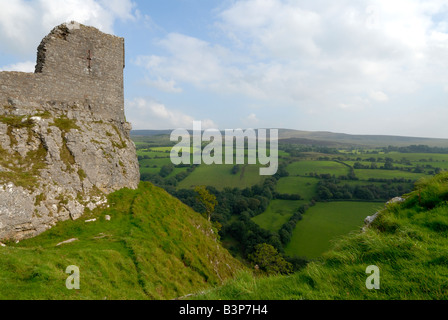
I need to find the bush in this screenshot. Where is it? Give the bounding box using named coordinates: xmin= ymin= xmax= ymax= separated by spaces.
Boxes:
xmin=248 ymin=243 xmax=293 ymax=275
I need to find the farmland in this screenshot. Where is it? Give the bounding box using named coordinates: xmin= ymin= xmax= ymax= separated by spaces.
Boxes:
xmin=131 ymin=130 xmax=447 ymax=267
xmin=286 ymin=160 xmax=350 ymax=177
xmin=178 ymin=164 xmax=266 ymax=190
xmin=251 ymin=200 xmax=308 ymax=232
xmin=284 ymin=201 xmax=381 ymax=259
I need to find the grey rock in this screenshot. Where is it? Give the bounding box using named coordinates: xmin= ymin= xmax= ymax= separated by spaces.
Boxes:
xmin=362 ymin=196 xmax=407 ymax=232
xmin=56 ymin=238 xmax=78 ymax=246
xmin=0 ymin=23 xmax=140 ymax=241
xmin=387 ymin=197 xmax=405 ymax=205
xmin=364 ymin=212 xmax=379 ymax=225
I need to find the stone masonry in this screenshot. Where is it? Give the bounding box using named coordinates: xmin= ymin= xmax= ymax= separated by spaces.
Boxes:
xmin=0 ymin=22 xmax=140 ymax=241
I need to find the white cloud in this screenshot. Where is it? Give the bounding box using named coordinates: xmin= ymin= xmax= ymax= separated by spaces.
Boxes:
xmin=218 ymin=0 xmax=322 ymax=59
xmin=0 ymin=61 xmax=35 ymax=72
xmin=244 ymin=113 xmax=259 ymax=127
xmin=369 ymin=90 xmax=389 ymax=102
xmin=134 ymin=33 xmax=242 ymax=93
xmin=136 ymin=0 xmax=448 ymax=119
xmin=0 ymin=0 xmax=137 ymax=56
xmin=126 ymin=98 xmax=218 ymax=130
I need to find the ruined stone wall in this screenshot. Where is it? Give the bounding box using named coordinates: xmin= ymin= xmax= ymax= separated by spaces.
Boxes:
xmin=0 ymin=22 xmax=125 ymax=123
xmin=0 ymin=22 xmax=140 ymax=241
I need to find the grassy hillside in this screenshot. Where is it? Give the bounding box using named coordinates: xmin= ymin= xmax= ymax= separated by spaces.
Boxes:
xmin=0 ymin=182 xmax=244 ymax=300
xmin=195 ymin=172 xmax=448 ymax=300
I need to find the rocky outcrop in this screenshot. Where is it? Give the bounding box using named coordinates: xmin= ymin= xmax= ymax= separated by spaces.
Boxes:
xmin=0 ymin=23 xmax=139 ymax=240
xmin=0 ymin=108 xmax=139 ymax=240
xmin=362 ymin=196 xmax=406 ymax=232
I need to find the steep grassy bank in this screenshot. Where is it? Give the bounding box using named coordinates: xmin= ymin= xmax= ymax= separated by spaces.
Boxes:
xmin=195 ymin=172 xmax=448 ymax=300
xmin=0 ymin=182 xmax=244 ymax=300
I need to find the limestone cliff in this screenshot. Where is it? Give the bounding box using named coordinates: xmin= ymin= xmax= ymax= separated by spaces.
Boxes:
xmin=0 ymin=22 xmax=140 ymax=240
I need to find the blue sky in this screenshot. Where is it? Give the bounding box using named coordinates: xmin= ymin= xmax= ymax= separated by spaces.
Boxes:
xmin=1 ymin=0 xmax=448 ymax=138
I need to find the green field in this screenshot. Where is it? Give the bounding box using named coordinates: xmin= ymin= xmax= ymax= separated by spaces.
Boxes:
xmin=276 ymin=177 xmax=318 ymax=200
xmin=139 ymin=157 xmax=173 ymax=176
xmin=342 ymin=161 xmax=414 ymax=169
xmin=286 ymin=161 xmax=350 ymax=177
xmin=177 ymin=164 xmax=266 ymax=190
xmin=416 ymin=161 xmax=448 ymax=170
xmin=196 ymin=173 xmax=448 ymax=300
xmin=285 ymin=201 xmax=381 ymax=259
xmin=139 ymin=158 xmax=172 ymax=167
xmin=252 ymin=200 xmax=308 ymax=232
xmin=344 ymin=152 xmax=448 ymax=162
xmin=380 ymin=153 xmax=448 ymax=161
xmin=354 ymin=169 xmax=427 ymax=180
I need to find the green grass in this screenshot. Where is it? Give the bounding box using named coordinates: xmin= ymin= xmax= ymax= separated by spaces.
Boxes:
xmin=354 ymin=169 xmax=427 ymax=180
xmin=178 ymin=164 xmax=266 ymax=190
xmin=0 ymin=135 xmax=48 ymax=190
xmin=415 ymin=161 xmax=448 ymax=170
xmin=195 ymin=172 xmax=448 ymax=300
xmin=286 ymin=161 xmax=350 ymax=177
xmin=137 ymin=151 xmax=171 ymax=158
xmin=166 ymin=167 xmax=190 ymax=179
xmin=345 ymin=152 xmax=448 ymax=162
xmin=139 ymin=158 xmax=173 ymax=168
xmin=343 ymin=161 xmax=414 ymax=169
xmin=251 ymin=200 xmax=308 ymax=232
xmin=50 ymin=116 xmax=80 ymax=132
xmin=0 ymin=182 xmax=243 ymax=300
xmin=139 ymin=167 xmax=161 ymax=176
xmin=276 ymin=177 xmax=318 ymax=200
xmin=284 ymin=202 xmax=381 ymax=259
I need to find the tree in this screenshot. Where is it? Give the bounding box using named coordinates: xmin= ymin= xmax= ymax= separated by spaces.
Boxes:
xmin=248 ymin=243 xmax=293 ymax=275
xmin=159 ymin=164 xmax=174 ymax=177
xmin=194 ymin=186 xmax=218 ymax=221
xmin=231 ymin=165 xmax=240 ymax=175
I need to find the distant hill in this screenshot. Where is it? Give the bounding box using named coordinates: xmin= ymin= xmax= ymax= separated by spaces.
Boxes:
xmin=278 ymin=129 xmax=448 ymax=148
xmin=131 ymin=128 xmax=448 ymax=148
xmin=131 ymin=130 xmax=174 ymax=136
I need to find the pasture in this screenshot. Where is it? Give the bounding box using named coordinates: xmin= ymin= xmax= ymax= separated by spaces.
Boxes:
xmin=353 ymin=169 xmax=427 ymax=181
xmin=284 ymin=201 xmax=381 ymax=259
xmin=177 ymin=164 xmax=266 ymax=190
xmin=276 ymin=176 xmax=318 ymax=200
xmin=286 ymin=161 xmax=350 ymax=177
xmin=251 ymin=200 xmax=308 ymax=232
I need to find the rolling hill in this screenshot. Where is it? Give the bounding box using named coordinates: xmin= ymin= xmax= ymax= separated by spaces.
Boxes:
xmin=131 ymin=128 xmax=448 ymax=148
xmin=0 ymin=182 xmax=244 ymax=299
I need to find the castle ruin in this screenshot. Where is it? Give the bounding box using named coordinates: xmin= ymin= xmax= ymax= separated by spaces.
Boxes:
xmin=0 ymin=22 xmax=140 ymax=240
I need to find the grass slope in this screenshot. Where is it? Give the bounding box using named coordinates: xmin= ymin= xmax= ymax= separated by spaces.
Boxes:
xmin=195 ymin=172 xmax=448 ymax=300
xmin=0 ymin=182 xmax=243 ymax=300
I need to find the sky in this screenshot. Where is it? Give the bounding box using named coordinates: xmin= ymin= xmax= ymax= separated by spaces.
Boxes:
xmin=0 ymin=0 xmax=448 ymax=138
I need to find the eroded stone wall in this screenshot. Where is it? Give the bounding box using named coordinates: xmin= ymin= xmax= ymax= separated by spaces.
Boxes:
xmin=0 ymin=22 xmax=140 ymax=241
xmin=0 ymin=22 xmax=125 ymax=123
